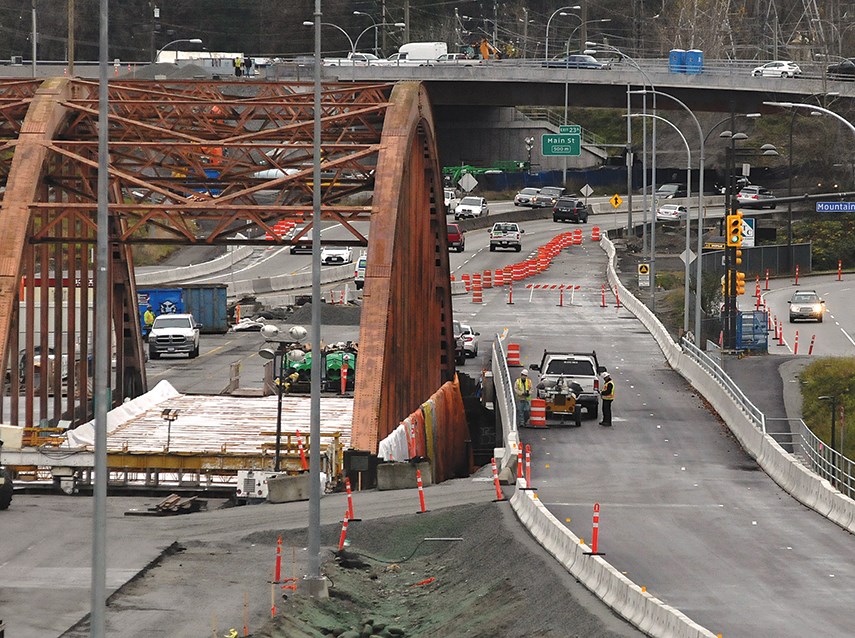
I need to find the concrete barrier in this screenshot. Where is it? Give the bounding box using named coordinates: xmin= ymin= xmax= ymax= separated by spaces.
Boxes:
xmin=136 ymin=245 xmax=253 ymax=286
xmin=267 ymin=472 xmax=310 ymax=503
xmin=510 ymin=486 xmax=717 ymax=638
xmin=376 ymin=460 xmax=432 ymax=490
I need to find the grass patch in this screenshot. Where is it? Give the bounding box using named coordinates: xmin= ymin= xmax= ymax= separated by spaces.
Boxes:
xmin=800 ymin=357 xmax=855 ymax=458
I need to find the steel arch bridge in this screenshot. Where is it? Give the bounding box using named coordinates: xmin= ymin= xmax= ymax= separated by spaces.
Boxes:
xmin=0 ymin=77 xmax=460 ymax=455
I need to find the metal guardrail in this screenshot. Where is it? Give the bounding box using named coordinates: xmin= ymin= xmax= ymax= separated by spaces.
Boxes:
xmin=491 ymin=332 xmax=518 ymax=465
xmin=681 ymin=338 xmax=766 ymax=432
xmin=766 ymin=417 xmax=855 ymax=500
xmin=685 ymin=337 xmax=855 ymax=498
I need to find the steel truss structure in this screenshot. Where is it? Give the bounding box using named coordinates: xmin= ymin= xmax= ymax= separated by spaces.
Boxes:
xmin=0 ymin=78 xmax=458 ymax=462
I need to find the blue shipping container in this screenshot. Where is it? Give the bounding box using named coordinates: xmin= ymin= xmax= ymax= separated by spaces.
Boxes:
xmin=685 ymin=49 xmax=704 ymax=75
xmin=137 ymin=285 xmax=228 ymax=334
xmin=138 ymin=288 xmax=184 ymax=331
xmin=669 ymin=49 xmax=686 ymax=73
xmin=182 ymin=284 xmax=229 ymax=334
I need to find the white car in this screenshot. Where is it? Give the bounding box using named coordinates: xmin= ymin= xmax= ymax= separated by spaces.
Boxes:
xmin=514 ymin=187 xmax=540 ymax=207
xmin=460 ymin=324 xmax=480 ymax=357
xmin=320 ymin=246 xmax=353 ymax=265
xmin=454 ymin=196 xmax=489 ymax=219
xmin=431 ymin=53 xmax=482 ymax=66
xmin=751 ymin=61 xmax=801 ymax=78
xmin=656 ymin=204 xmax=688 ymax=221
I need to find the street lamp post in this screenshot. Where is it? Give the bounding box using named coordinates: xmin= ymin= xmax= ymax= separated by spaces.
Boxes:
xmin=631 ymin=113 xmax=692 ymax=335
xmin=588 ymin=43 xmax=656 ymax=301
xmin=259 ymin=324 xmax=309 ymax=472
xmin=565 ymin=19 xmax=611 ymax=55
xmin=819 ymin=394 xmax=842 ymax=487
xmin=154 ymin=37 xmax=203 ymax=63
xmin=354 ymin=22 xmax=406 ymax=55
xmin=353 ymin=10 xmax=379 ymax=57
xmin=545 ymin=5 xmax=581 ymax=62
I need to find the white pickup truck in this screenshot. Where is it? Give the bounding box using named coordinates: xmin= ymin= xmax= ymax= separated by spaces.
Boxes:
xmin=529 ymin=351 xmax=607 ymax=423
xmin=489 ymin=222 xmax=523 ymax=252
xmin=323 ymin=52 xmax=381 ymax=67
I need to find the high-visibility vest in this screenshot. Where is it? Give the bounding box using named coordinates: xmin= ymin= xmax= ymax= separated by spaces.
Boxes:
xmin=514 ymin=377 xmax=532 ymax=401
xmin=602 ymin=380 xmax=615 ymax=400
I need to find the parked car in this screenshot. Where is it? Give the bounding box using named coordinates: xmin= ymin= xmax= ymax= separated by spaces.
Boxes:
xmin=788 ymin=290 xmax=825 ymax=323
xmin=552 ymin=197 xmax=589 ymax=223
xmin=543 ymin=54 xmax=609 ymax=69
xmin=447 ymin=222 xmax=465 ymax=252
xmin=514 ymin=187 xmax=541 ymax=207
xmin=656 ymin=183 xmax=687 ymax=199
xmin=751 ymin=61 xmax=802 ymax=78
xmin=737 ymin=185 xmax=776 ymax=209
xmin=656 ymin=203 xmax=688 ymax=221
xmin=530 ymin=186 xmax=566 ymax=208
xmin=454 ymin=196 xmax=489 ymax=219
xmin=459 ymin=323 xmax=480 ymax=357
xmin=827 ymin=58 xmax=855 ymax=79
xmin=320 ymin=246 xmax=353 ymax=265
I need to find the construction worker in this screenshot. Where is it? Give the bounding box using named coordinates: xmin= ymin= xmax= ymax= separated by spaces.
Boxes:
xmin=600 ymin=372 xmax=615 ymax=426
xmin=514 ymin=368 xmax=533 ymax=427
xmin=143 ymin=305 xmax=155 ymax=340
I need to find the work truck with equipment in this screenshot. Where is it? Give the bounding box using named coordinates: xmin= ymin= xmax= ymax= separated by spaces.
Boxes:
xmin=529 ymin=351 xmax=606 ymax=424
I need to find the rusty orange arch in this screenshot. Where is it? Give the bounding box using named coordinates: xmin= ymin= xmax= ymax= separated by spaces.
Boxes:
xmin=0 ymin=77 xmax=462 ymax=461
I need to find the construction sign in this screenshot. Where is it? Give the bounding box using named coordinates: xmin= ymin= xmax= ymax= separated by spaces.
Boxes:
xmin=638 ymin=262 xmax=650 ymax=287
xmin=610 ymin=194 xmax=623 ymax=209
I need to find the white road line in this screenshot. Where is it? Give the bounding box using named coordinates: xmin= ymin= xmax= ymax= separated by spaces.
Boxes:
xmin=840 ymin=327 xmax=855 ymax=347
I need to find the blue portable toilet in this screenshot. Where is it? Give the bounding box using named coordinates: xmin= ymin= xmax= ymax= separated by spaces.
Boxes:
xmin=669 ymin=49 xmax=686 ymax=73
xmin=686 ymin=49 xmax=704 ymax=74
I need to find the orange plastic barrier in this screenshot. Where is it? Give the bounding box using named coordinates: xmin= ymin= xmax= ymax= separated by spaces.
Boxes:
xmin=507 ymin=343 xmax=521 ymax=366
xmin=591 ymin=226 xmax=601 ymax=241
xmin=483 ymin=269 xmax=492 ymax=289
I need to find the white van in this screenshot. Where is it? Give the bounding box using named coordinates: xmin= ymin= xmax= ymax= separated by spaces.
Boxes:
xmin=385 ymin=42 xmax=448 ymax=65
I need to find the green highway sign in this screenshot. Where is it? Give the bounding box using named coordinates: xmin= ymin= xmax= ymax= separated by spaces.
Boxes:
xmin=542 ymin=133 xmax=581 ymax=156
xmin=559 ymin=125 xmax=581 ymax=134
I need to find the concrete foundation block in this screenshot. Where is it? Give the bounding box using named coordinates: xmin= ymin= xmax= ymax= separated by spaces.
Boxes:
xmin=267 ymin=472 xmax=310 ymax=503
xmin=376 ymin=461 xmax=432 ymax=491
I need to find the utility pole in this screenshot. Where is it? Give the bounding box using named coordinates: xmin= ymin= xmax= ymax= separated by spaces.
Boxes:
xmin=522 ymin=8 xmax=529 ymax=59
xmin=31 ymin=0 xmax=37 ymax=77
xmin=67 ymin=0 xmax=75 ymax=76
xmin=493 ymin=1 xmax=498 ymax=46
xmin=382 ymin=0 xmax=387 ymax=52
xmin=404 ymin=0 xmax=410 ymax=44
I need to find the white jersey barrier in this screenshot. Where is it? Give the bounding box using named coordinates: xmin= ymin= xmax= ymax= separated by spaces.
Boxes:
xmin=136 ymin=246 xmax=253 ymax=286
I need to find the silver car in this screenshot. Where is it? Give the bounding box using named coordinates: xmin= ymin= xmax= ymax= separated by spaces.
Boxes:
xmin=737 ymin=185 xmax=776 ymax=209
xmin=514 ymin=187 xmax=540 ymax=207
xmin=788 ymin=290 xmax=824 ymax=323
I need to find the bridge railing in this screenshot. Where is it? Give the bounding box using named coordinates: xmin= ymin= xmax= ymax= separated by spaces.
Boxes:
xmin=492 ymin=332 xmax=519 ymax=471
xmin=681 ymin=339 xmax=766 ymax=432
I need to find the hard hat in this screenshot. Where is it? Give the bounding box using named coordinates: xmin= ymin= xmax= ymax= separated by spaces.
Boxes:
xmin=603 ymin=372 xmax=611 ymax=379
xmin=520 ymin=369 xmax=528 ymax=376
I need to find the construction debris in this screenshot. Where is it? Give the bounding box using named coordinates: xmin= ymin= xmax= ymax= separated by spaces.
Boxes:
xmin=124 ymin=494 xmax=207 ymax=516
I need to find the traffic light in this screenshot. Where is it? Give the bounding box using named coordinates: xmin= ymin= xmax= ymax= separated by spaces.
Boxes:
xmin=726 ymin=212 xmax=743 ymax=247
xmin=734 ymin=248 xmax=743 ymax=266
xmin=735 ymin=271 xmax=746 ymax=295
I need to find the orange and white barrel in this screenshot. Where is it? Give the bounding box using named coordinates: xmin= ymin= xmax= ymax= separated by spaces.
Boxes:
xmin=591 ymin=226 xmax=601 ymax=241
xmin=530 ymin=399 xmax=547 ymax=428
xmin=507 ymin=343 xmax=521 ymax=366
xmin=483 ymin=269 xmax=492 ymax=289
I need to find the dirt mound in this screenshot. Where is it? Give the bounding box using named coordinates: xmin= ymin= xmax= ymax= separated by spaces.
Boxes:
xmin=252 ymin=503 xmax=641 ymax=638
xmin=287 ymin=302 xmax=361 ymax=326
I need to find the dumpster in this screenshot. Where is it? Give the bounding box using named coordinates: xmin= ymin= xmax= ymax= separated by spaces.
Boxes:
xmin=669 ymin=49 xmax=686 ymax=73
xmin=137 ymin=285 xmax=228 ymax=334
xmin=685 ymin=49 xmax=704 ymax=74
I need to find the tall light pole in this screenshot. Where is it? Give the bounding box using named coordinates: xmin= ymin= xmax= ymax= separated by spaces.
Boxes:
xmin=545 ymin=5 xmax=581 ymax=62
xmin=353 ymin=10 xmax=379 ymax=57
xmin=631 ymin=113 xmax=692 ymax=334
xmin=565 ymin=19 xmax=610 ymax=55
xmin=588 ymin=43 xmax=656 ymax=300
xmin=154 ymin=37 xmax=203 ymax=63
xmin=307 ymin=0 xmax=326 ymax=598
xmin=354 ymin=22 xmax=406 ymax=55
